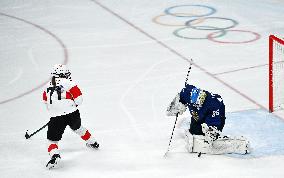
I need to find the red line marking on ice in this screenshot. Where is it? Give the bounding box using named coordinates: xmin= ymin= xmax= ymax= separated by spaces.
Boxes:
xmin=213 ymin=63 xmax=268 ymax=76
xmin=0 ymin=12 xmax=68 ymax=105
xmin=90 ymin=0 xmax=267 ymax=111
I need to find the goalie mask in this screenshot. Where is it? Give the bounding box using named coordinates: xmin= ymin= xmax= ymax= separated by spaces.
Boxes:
xmin=190 ymin=87 xmax=207 ymax=108
xmin=51 ymin=64 xmax=71 ymax=79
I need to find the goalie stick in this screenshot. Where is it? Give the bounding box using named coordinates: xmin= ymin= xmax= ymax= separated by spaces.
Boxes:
xmin=184 ymin=59 xmax=193 ymax=87
xmin=164 ymin=113 xmax=178 ymax=157
xmin=164 ymin=59 xmax=193 ymax=157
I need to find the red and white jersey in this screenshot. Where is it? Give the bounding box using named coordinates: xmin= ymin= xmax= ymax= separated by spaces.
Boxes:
xmin=43 ymin=78 xmax=83 ymax=117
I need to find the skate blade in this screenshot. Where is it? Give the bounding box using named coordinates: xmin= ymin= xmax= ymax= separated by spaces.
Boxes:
xmin=46 ymin=159 xmax=60 ymax=170
xmin=86 ymin=143 xmax=99 ymax=150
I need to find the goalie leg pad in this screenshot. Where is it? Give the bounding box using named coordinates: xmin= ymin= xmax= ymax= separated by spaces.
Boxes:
xmin=184 ymin=129 xmax=194 ymax=153
xmin=192 ymin=135 xmax=250 ymax=155
xmin=212 ymin=136 xmax=250 ymax=155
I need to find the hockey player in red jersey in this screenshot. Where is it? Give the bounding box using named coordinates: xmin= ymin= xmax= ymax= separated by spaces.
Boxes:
xmin=43 ymin=64 xmax=99 ymax=169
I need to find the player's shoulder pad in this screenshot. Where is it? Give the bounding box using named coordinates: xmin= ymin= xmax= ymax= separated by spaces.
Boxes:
xmin=60 ymin=78 xmax=76 ymax=90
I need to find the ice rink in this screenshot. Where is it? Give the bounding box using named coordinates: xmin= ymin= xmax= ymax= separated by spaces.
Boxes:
xmin=1 ymin=0 xmax=284 ymax=177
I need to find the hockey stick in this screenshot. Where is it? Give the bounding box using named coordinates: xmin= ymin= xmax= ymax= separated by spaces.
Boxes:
xmin=25 ymin=121 xmax=49 ymax=139
xmin=164 ymin=60 xmax=193 ymax=157
xmin=184 ymin=59 xmax=193 ymax=87
xmin=164 ymin=113 xmax=179 ymax=157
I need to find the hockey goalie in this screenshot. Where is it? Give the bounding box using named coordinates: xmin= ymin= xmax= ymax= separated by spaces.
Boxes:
xmin=166 ymin=84 xmax=250 ymax=155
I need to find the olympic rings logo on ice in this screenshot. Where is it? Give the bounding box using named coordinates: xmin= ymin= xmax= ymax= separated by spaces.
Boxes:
xmin=152 ymin=5 xmax=261 ymax=44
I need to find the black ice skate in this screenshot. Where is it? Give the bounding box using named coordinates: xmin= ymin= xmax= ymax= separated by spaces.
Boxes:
xmin=86 ymin=141 xmax=100 ymax=149
xmin=46 ymin=154 xmax=61 ymax=169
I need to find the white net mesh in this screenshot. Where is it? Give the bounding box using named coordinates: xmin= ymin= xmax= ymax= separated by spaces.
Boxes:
xmin=272 ymin=36 xmax=284 ymax=110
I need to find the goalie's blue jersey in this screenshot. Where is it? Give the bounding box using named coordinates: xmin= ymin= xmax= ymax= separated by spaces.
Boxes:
xmin=179 ymin=84 xmax=226 ymax=135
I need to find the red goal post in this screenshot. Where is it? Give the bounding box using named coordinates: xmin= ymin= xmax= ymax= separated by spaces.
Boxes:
xmin=269 ymin=35 xmax=284 ymax=112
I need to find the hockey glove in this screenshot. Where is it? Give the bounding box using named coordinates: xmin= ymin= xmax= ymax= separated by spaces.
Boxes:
xmin=166 ymin=93 xmax=186 ymax=116
xmin=201 ymin=123 xmax=221 ymax=144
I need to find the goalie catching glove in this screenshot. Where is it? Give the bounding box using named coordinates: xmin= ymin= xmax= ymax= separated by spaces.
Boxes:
xmin=166 ymin=93 xmax=186 ymax=116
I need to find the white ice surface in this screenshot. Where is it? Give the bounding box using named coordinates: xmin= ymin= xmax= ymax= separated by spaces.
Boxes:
xmin=0 ymin=0 xmax=284 ymax=177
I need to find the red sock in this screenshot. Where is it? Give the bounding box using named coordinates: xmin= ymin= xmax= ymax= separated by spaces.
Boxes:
xmin=81 ymin=130 xmax=91 ymax=141
xmin=48 ymin=143 xmax=58 ymax=156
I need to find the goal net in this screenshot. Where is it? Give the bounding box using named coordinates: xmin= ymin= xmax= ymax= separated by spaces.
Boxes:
xmin=269 ymin=35 xmax=284 ymax=112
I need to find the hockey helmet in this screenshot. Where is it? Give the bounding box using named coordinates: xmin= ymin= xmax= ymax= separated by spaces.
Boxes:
xmin=190 ymin=86 xmax=207 ymax=107
xmin=190 ymin=87 xmax=200 ymax=104
xmin=51 ymin=64 xmax=71 ymax=78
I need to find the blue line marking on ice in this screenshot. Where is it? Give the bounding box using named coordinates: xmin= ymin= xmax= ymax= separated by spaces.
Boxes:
xmin=223 ymin=109 xmax=284 ymax=158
